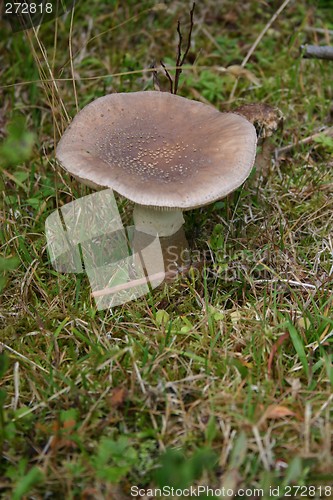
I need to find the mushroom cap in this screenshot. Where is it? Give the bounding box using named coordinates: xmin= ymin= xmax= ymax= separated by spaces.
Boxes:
xmin=234 ymin=103 xmax=283 ymax=139
xmin=56 ymin=91 xmax=257 ymax=209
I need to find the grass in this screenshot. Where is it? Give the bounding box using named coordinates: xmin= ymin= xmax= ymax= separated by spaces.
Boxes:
xmin=0 ymin=0 xmax=333 ymax=498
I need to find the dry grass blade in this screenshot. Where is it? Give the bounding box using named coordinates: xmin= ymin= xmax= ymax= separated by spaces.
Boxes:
xmin=0 ymin=342 xmax=49 ymax=374
xmin=229 ymin=0 xmax=292 ymax=101
xmin=68 ymin=1 xmax=79 ymax=113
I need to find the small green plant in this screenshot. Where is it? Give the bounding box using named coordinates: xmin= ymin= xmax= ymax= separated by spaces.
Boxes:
xmin=6 ymin=460 xmax=44 ymax=500
xmin=90 ymin=435 xmax=138 ymax=482
xmin=313 ymin=133 xmax=333 ymax=153
xmin=153 ymin=446 xmax=218 ymax=490
xmin=0 ymin=255 xmax=20 ymax=293
xmin=0 ymin=116 xmax=35 ymax=168
xmin=183 ymin=70 xmax=225 ymax=103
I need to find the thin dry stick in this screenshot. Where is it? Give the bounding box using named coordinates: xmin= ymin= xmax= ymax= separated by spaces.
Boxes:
xmin=275 ymin=126 xmax=333 ymax=158
xmin=304 ymin=27 xmax=333 ymax=36
xmin=160 ymin=3 xmax=195 ymax=94
xmin=229 ymin=0 xmax=291 ymax=102
xmin=69 ymin=0 xmax=79 ymax=112
xmin=172 ymin=19 xmax=183 ymax=94
xmin=175 ymin=20 xmax=183 ymax=71
xmin=91 ymin=266 xmax=184 ymax=298
xmin=92 ymin=261 xmax=201 ymax=298
xmin=160 ymin=60 xmax=174 ymax=93
xmin=174 ymin=2 xmax=195 ymax=94
xmin=0 ymin=64 xmax=205 ymax=90
xmin=92 ymin=271 xmax=165 ymax=298
xmin=301 ymin=44 xmax=333 ymax=60
xmin=0 ymin=63 xmax=264 ymax=92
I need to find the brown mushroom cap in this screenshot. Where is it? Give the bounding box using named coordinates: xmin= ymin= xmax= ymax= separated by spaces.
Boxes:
xmin=56 ymin=91 xmax=257 ymax=209
xmin=234 ymin=103 xmax=283 ymax=139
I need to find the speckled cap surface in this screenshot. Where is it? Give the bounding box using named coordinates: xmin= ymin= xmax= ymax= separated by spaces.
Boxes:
xmin=56 ymin=91 xmax=257 ymax=209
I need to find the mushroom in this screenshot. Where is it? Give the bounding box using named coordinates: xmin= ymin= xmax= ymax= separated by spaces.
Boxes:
xmin=234 ymin=103 xmax=283 ymax=179
xmin=56 ymin=91 xmax=257 ymax=276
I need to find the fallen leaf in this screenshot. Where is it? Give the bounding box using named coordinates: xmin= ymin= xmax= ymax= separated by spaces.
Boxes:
xmin=226 ymin=65 xmax=260 ymax=85
xmin=264 ymin=404 xmax=295 ymax=420
xmin=110 ymin=386 xmax=128 ymax=408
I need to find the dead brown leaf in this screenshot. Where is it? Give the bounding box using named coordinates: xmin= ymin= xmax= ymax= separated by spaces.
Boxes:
xmin=264 ymin=404 xmax=295 ymax=420
xmin=110 ymin=386 xmax=128 ymax=408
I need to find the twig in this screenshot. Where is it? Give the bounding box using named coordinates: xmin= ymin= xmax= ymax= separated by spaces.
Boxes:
xmin=229 ymin=0 xmax=291 ymax=102
xmin=174 ymin=3 xmax=195 ymax=95
xmin=301 ymin=45 xmax=333 ymax=61
xmin=175 ymin=20 xmax=183 ymax=71
xmin=160 ymin=60 xmax=173 ymax=93
xmin=0 ymin=64 xmax=227 ymax=90
xmin=304 ymin=27 xmax=333 ymax=36
xmin=254 ymin=278 xmax=331 ymax=292
xmin=275 ymin=125 xmax=333 ymax=159
xmin=92 ymin=261 xmax=203 ymax=298
xmin=92 ymin=271 xmax=165 ymax=298
xmin=160 ymin=3 xmax=195 ymax=94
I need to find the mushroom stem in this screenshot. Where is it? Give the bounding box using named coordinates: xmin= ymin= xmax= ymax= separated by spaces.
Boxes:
xmin=132 ymin=205 xmax=190 ymax=275
xmin=133 ymin=205 xmax=185 ymax=237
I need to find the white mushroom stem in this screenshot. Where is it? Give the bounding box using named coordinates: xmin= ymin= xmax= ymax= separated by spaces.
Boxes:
xmin=133 ymin=205 xmax=185 ymax=237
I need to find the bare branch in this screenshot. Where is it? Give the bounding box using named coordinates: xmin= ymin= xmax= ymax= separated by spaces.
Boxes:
xmin=301 ymin=45 xmax=333 ymax=61
xmin=181 ymin=3 xmax=195 ymax=66
xmin=160 ymin=60 xmax=173 ymax=93
xmin=175 ymin=20 xmax=183 ymax=69
xmin=174 ymin=2 xmax=195 ymax=95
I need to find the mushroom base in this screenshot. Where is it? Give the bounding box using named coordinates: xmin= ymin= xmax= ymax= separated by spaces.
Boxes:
xmin=133 ymin=226 xmax=190 ymax=280
xmin=159 ymin=226 xmax=191 ymax=276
